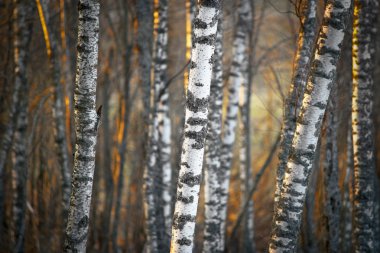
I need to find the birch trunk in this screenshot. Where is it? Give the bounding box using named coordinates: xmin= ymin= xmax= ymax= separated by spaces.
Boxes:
xmin=219 ymin=0 xmax=251 ymax=244
xmin=137 ymin=0 xmax=158 ymax=252
xmin=322 ymin=86 xmax=341 ymax=253
xmin=274 ymin=0 xmax=317 ymax=207
xmin=36 ymin=0 xmax=71 ymax=220
xmin=203 ymin=17 xmax=223 ymax=253
xmin=12 ymin=1 xmax=34 ymax=252
xmin=269 ymin=0 xmax=352 ymax=251
xmin=352 ymin=0 xmax=378 ymax=251
xmin=154 ymin=0 xmax=171 ymax=243
xmin=170 ymin=1 xmax=220 ymax=252
xmin=341 ymin=117 xmax=353 ymax=252
xmin=63 ymin=1 xmax=100 ymax=252
xmin=238 ymin=55 xmax=254 ymax=253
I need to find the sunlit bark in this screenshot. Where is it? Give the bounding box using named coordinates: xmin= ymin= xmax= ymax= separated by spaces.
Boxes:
xmin=269 ymin=0 xmax=352 ymax=251
xmin=352 ymin=0 xmax=378 ymax=251
xmin=170 ymin=1 xmax=220 ymax=252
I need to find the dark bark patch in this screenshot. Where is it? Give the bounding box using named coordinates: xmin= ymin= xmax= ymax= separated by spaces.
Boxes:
xmin=173 ymin=213 xmax=196 ymax=230
xmin=177 ymin=192 xmax=194 ymax=203
xmin=184 ymin=127 xmax=207 ymax=149
xmin=187 ymin=117 xmax=207 ymax=126
xmin=186 ymin=91 xmax=209 ymax=113
xmin=177 ymin=238 xmax=192 ymax=246
xmin=180 ymin=172 xmax=201 ymax=187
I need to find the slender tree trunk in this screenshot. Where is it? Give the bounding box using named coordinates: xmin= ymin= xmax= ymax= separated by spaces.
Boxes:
xmin=154 ymin=0 xmax=172 ymax=244
xmin=352 ymin=0 xmax=378 ymax=251
xmin=341 ymin=117 xmax=353 ymax=253
xmin=35 ymin=0 xmax=71 ymax=221
xmin=0 ymin=0 xmax=33 ymax=236
xmin=11 ymin=1 xmax=34 ymax=252
xmin=238 ymin=54 xmax=255 ymax=253
xmin=63 ymin=1 xmax=101 ymax=252
xmin=112 ymin=21 xmax=133 ymax=252
xmin=322 ymin=86 xmax=341 ymax=253
xmin=170 ymin=1 xmax=220 ymax=252
xmin=269 ymin=0 xmax=352 ymax=251
xmin=274 ymin=0 xmax=318 ymax=207
xmin=203 ymin=16 xmax=223 ymax=253
xmin=219 ymin=0 xmax=252 ymax=245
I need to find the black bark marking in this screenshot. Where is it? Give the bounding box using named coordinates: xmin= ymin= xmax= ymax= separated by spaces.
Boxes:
xmin=180 ymin=172 xmax=201 ymax=187
xmin=186 ymin=91 xmax=209 ymax=113
xmin=173 ymin=213 xmax=196 ymax=230
xmin=184 ymin=127 xmax=207 ymax=149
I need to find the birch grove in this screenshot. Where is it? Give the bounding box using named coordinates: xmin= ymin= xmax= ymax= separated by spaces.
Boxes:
xmin=1 ymin=0 xmax=380 ymax=252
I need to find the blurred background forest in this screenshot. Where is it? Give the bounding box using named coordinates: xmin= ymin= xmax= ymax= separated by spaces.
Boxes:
xmin=0 ymin=0 xmax=380 ymax=252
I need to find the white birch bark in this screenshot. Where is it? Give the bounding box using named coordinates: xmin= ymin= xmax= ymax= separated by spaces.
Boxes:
xmin=219 ymin=0 xmax=251 ymax=245
xmin=63 ymin=1 xmax=100 ymax=252
xmin=238 ymin=54 xmax=255 ymax=253
xmin=153 ymin=0 xmax=172 ymax=241
xmin=269 ymin=0 xmax=352 ymax=251
xmin=352 ymin=0 xmax=378 ymax=251
xmin=203 ymin=17 xmax=223 ymax=253
xmin=274 ymin=0 xmax=317 ymax=207
xmin=170 ymin=1 xmax=220 ymax=252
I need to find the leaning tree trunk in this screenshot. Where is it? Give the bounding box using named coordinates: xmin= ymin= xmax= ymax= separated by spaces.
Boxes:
xmin=203 ymin=17 xmax=223 ymax=253
xmin=352 ymin=0 xmax=378 ymax=252
xmin=219 ymin=0 xmax=251 ymax=246
xmin=36 ymin=0 xmax=71 ymax=220
xmin=322 ymin=86 xmax=341 ymax=253
xmin=274 ymin=0 xmax=317 ymax=207
xmin=269 ymin=0 xmax=352 ymax=252
xmin=63 ymin=1 xmax=100 ymax=252
xmin=11 ymin=1 xmax=34 ymax=252
xmin=170 ymin=1 xmax=220 ymax=252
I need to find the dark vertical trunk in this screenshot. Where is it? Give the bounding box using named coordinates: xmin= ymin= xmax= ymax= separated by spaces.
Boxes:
xmin=11 ymin=0 xmax=34 ymax=252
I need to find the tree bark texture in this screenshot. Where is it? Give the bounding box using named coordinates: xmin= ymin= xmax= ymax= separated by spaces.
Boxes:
xmin=322 ymin=86 xmax=341 ymax=253
xmin=11 ymin=1 xmax=34 ymax=252
xmin=63 ymin=1 xmax=100 ymax=252
xmin=352 ymin=0 xmax=378 ymax=252
xmin=170 ymin=1 xmax=220 ymax=252
xmin=154 ymin=0 xmax=172 ymax=243
xmin=219 ymin=0 xmax=252 ymax=244
xmin=203 ymin=17 xmax=223 ymax=253
xmin=274 ymin=0 xmax=318 ymax=207
xmin=269 ymin=0 xmax=351 ymax=252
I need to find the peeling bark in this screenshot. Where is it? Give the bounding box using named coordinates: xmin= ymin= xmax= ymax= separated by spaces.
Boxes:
xmin=352 ymin=0 xmax=378 ymax=252
xmin=269 ymin=0 xmax=352 ymax=251
xmin=170 ymin=1 xmax=220 ymax=252
xmin=63 ymin=1 xmax=100 ymax=252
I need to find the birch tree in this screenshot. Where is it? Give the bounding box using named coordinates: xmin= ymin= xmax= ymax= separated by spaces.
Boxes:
xmin=269 ymin=0 xmax=352 ymax=251
xmin=322 ymin=86 xmax=341 ymax=253
xmin=63 ymin=1 xmax=101 ymax=252
xmin=203 ymin=17 xmax=223 ymax=253
xmin=219 ymin=0 xmax=251 ymax=244
xmin=352 ymin=0 xmax=378 ymax=251
xmin=170 ymin=1 xmax=220 ymax=252
xmin=274 ymin=0 xmax=317 ymax=207
xmin=153 ymin=0 xmax=171 ymax=242
xmin=12 ymin=1 xmax=34 ymax=251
